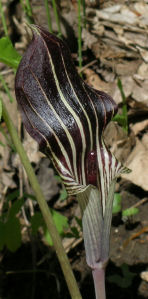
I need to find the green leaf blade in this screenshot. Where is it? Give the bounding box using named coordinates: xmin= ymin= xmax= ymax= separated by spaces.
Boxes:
xmin=122 ymin=207 xmax=139 ymax=217
xmin=5 ymin=218 xmax=21 ymax=252
xmin=31 ymin=212 xmax=44 ymax=236
xmin=112 ymin=193 xmax=122 ymax=214
xmin=31 ymin=210 xmax=68 ymax=246
xmin=0 ymin=221 xmax=5 ymax=251
xmin=0 ymin=37 xmax=21 ymax=69
xmin=0 ymin=98 xmax=2 ymax=121
xmin=44 ymin=210 xmax=68 ymax=245
xmin=8 ymin=198 xmax=24 ymax=219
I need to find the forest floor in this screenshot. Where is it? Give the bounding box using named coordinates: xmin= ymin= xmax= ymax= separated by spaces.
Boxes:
xmin=0 ymin=0 xmax=148 ymax=298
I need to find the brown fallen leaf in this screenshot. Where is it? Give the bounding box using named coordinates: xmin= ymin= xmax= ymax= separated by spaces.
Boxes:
xmin=132 ymin=79 xmax=148 ymax=108
xmin=141 ymin=271 xmax=148 ymax=283
xmin=131 ymin=120 xmax=148 ymax=135
xmin=37 ymin=159 xmax=59 ymax=201
xmin=1 ymin=171 xmax=16 ymax=189
xmin=104 ymin=122 xmax=135 ymax=163
xmin=82 ymin=28 xmax=98 ymax=50
xmin=142 ymin=133 xmax=148 ymax=149
xmin=122 ymin=137 xmax=148 ymax=191
xmin=113 ymin=76 xmax=134 ymax=104
xmin=136 ymin=62 xmax=148 ymax=80
xmin=83 ymin=68 xmax=116 ymax=97
xmin=12 ymin=131 xmax=43 ymax=168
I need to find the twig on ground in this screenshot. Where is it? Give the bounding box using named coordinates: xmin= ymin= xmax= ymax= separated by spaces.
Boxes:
xmin=129 ymin=197 xmax=148 ymax=209
xmin=78 ymin=59 xmax=97 ymax=73
xmin=122 ymin=226 xmax=148 ymax=249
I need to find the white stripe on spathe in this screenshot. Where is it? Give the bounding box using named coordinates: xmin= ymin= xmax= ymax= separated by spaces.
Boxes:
xmin=43 ymin=38 xmax=87 ymax=185
xmin=29 ymin=69 xmax=74 ymax=175
xmin=60 ymin=51 xmax=93 ymax=152
xmin=23 ymin=86 xmax=74 ymax=179
xmin=82 ymin=84 xmax=106 ymax=215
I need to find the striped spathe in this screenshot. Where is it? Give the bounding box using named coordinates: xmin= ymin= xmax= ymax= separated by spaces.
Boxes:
xmin=15 ymin=25 xmax=125 ymax=216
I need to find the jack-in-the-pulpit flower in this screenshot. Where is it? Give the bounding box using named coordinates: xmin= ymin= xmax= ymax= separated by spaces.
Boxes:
xmin=15 ymin=25 xmax=128 ymax=299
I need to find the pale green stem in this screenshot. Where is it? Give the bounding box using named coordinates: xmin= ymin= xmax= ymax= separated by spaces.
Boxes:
xmin=2 ymin=101 xmax=82 ymax=299
xmin=44 ymin=0 xmax=52 ymax=32
xmin=92 ymin=267 xmax=106 ymax=299
xmin=117 ymin=78 xmax=128 ymax=133
xmin=77 ymin=180 xmax=116 ymax=299
xmin=82 ymin=0 xmax=86 ymax=28
xmin=20 ymin=0 xmax=33 ymax=23
xmin=77 ymin=187 xmax=103 ymax=268
xmin=0 ymin=123 xmax=15 ymax=151
xmin=77 ymin=187 xmax=106 ymax=299
xmin=20 ymin=0 xmax=26 ymax=14
xmin=101 ymin=179 xmax=116 ymax=261
xmin=25 ymin=0 xmax=33 ymax=18
xmin=0 ymin=74 xmax=14 ymax=103
xmin=78 ymin=0 xmax=82 ymax=74
xmin=0 ymin=0 xmax=8 ymax=36
xmin=51 ymin=0 xmax=62 ymax=37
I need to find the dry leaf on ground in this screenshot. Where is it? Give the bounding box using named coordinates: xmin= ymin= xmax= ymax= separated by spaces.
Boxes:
xmin=122 ymin=137 xmax=148 ymax=191
xmin=37 ymin=159 xmax=59 ymax=201
xmin=131 ymin=120 xmax=148 ymax=136
xmin=141 ymin=271 xmax=148 ymax=283
xmin=83 ymin=68 xmax=116 ymax=97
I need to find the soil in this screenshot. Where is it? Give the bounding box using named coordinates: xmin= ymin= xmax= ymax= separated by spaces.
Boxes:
xmin=0 ymin=187 xmax=148 ymax=299
xmin=0 ymin=0 xmax=148 ymax=298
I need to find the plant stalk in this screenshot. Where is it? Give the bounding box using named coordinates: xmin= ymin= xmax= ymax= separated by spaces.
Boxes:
xmin=77 ymin=186 xmax=106 ymax=299
xmin=44 ymin=0 xmax=52 ymax=33
xmin=2 ymin=101 xmax=82 ymax=299
xmin=0 ymin=74 xmax=14 ymax=103
xmin=20 ymin=0 xmax=33 ymax=23
xmin=117 ymin=78 xmax=128 ymax=133
xmin=92 ymin=267 xmax=106 ymax=299
xmin=0 ymin=0 xmax=8 ymax=36
xmin=78 ymin=0 xmax=82 ymax=74
xmin=77 ymin=181 xmax=116 ymax=299
xmin=51 ymin=0 xmax=62 ymax=37
xmin=25 ymin=0 xmax=33 ymax=18
xmin=82 ymin=0 xmax=86 ymax=28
